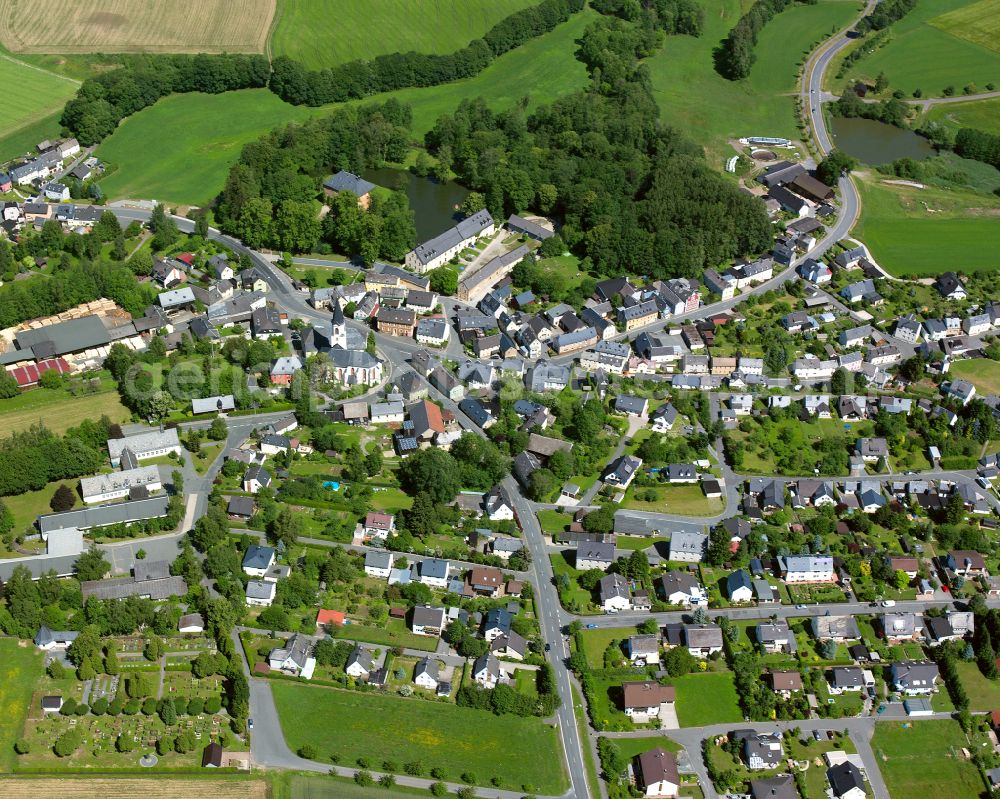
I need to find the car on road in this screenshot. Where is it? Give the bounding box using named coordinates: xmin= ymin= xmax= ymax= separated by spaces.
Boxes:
xmin=978 ymin=477 xmax=991 ymax=489
xmin=545 ymin=643 xmax=551 ymax=651
xmin=795 ymin=604 xmax=808 ymax=609
xmin=248 ymin=718 xmax=253 ymax=730
xmin=585 ymin=623 xmax=598 ymax=629
xmin=882 ymin=600 xmax=896 ymax=607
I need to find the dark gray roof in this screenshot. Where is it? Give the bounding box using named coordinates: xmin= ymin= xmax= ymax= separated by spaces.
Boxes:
xmin=324 ymin=170 xmax=377 ymax=196
xmin=828 ymin=762 xmax=864 ymax=797
xmin=38 ymin=495 xmax=170 ymax=533
xmin=81 ymin=573 xmax=187 ymax=600
xmin=243 ymin=544 xmax=275 ymax=570
xmin=507 ymin=214 xmax=554 ymax=240
xmin=15 ymin=315 xmax=111 ymax=357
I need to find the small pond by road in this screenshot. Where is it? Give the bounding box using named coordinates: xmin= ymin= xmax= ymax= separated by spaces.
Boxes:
xmin=830 ymin=116 xmax=935 ymax=165
xmin=362 ymin=166 xmax=469 ymax=241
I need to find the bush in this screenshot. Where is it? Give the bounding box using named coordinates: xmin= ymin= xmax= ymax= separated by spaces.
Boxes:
xmin=90 ymin=697 xmax=108 ymax=716
xmin=354 ymin=770 xmax=373 ymax=787
xmin=204 ymin=696 xmax=222 ymax=714
xmin=299 ymin=744 xmax=318 ymax=759
xmin=53 ymin=730 xmax=82 ymax=757
xmin=430 ymin=783 xmax=448 ymax=797
xmin=14 ymin=739 xmax=30 ymax=755
xmin=142 ymin=697 xmax=158 ymax=715
xmin=116 ymin=733 xmax=135 ymax=753
xmin=124 ymin=699 xmax=141 ymax=715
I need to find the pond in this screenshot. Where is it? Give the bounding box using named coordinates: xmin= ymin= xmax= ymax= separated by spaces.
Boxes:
xmin=362 ymin=166 xmax=469 ymax=241
xmin=830 ymin=116 xmax=935 ymax=165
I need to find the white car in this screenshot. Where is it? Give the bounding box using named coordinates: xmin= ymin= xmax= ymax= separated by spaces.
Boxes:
xmin=881 ymin=600 xmax=896 ymax=607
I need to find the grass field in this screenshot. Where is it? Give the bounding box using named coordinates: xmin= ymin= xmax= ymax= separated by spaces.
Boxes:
xmin=833 ymin=0 xmax=1000 ymax=97
xmin=952 ymin=660 xmax=1000 ymax=711
xmin=648 ymin=0 xmax=860 ymax=166
xmin=623 ymin=484 xmax=723 ymax=516
xmin=0 ymin=0 xmax=275 ymax=54
xmin=0 ymin=110 xmax=64 ymax=162
xmin=0 ymin=384 xmax=130 ymax=436
xmin=274 ymin=773 xmax=426 ymax=799
xmin=271 ymin=682 xmax=568 ymax=793
xmin=4 ymin=480 xmax=79 ymax=538
xmin=0 ymin=639 xmax=43 ymax=771
xmin=950 ymin=359 xmax=1000 ymax=397
xmin=0 ymin=778 xmax=267 ymax=799
xmin=94 ymin=9 xmax=592 ymax=206
xmin=928 ymin=0 xmax=1000 ymax=55
xmin=271 ymin=0 xmax=537 ymax=71
xmin=672 ymin=672 xmax=743 ymax=727
xmin=0 ymin=54 xmax=78 ymax=145
xmin=579 ymin=626 xmax=638 ymax=669
xmin=871 ymin=720 xmax=982 ymax=799
xmin=854 ymin=177 xmax=1000 ymax=276
xmin=925 ymin=96 xmax=1000 ymax=136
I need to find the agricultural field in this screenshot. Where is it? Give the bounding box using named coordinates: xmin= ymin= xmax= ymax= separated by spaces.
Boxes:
xmin=0 ymin=639 xmax=43 ymax=771
xmin=0 ymin=0 xmax=275 ymax=54
xmin=273 ymin=773 xmax=428 ymax=799
xmin=271 ymin=0 xmax=538 ymax=71
xmin=853 ymin=177 xmax=1000 ymax=276
xmin=0 ymin=778 xmax=267 ymax=799
xmin=93 ymin=9 xmax=593 ymax=207
xmin=270 ymin=682 xmax=568 ymax=794
xmin=0 ymin=55 xmax=78 ymax=146
xmin=648 ymin=0 xmax=860 ymax=166
xmin=831 ymin=0 xmax=1000 ymax=97
xmin=925 ymin=96 xmax=1000 ymax=136
xmin=949 ymin=358 xmax=1000 ymax=397
xmin=871 ymin=720 xmax=983 ymax=799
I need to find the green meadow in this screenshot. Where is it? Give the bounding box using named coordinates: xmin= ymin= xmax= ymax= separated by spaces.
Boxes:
xmin=94 ymin=9 xmax=593 ymax=207
xmin=854 ymin=177 xmax=1000 ymax=276
xmin=925 ymin=96 xmax=1000 ymax=136
xmin=0 ymin=54 xmax=78 ymax=153
xmin=831 ymin=0 xmax=1000 ymax=98
xmin=648 ymin=0 xmax=861 ymax=166
xmin=271 ymin=0 xmax=538 ymax=71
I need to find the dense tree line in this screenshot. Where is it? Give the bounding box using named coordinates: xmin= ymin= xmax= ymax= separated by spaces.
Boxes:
xmin=0 ymin=420 xmax=113 ymax=499
xmin=269 ymin=0 xmax=584 ymax=106
xmin=830 ymin=92 xmax=909 ymax=129
xmin=0 ymin=259 xmax=152 ymax=328
xmin=214 ymin=101 xmax=414 ymax=256
xmin=61 ymin=54 xmax=270 ymax=145
xmin=424 ymin=15 xmax=770 ymax=280
xmin=857 ymin=0 xmax=917 ymax=33
xmin=590 ymin=0 xmax=704 ymax=36
xmin=954 ymin=128 xmax=1000 ymax=172
xmin=715 ymin=0 xmax=806 ymax=81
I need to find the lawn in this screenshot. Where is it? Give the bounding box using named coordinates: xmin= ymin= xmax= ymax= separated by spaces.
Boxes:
xmin=871 ymin=719 xmax=983 ymax=799
xmin=623 ymin=483 xmax=723 ymax=516
xmin=579 ymin=626 xmax=638 ymax=670
xmin=832 ymin=0 xmax=1000 ymax=97
xmin=271 ymin=0 xmax=538 ymax=70
xmin=950 ymin=358 xmax=1000 ymax=397
xmin=0 ymin=54 xmax=78 ymax=145
xmin=333 ymin=619 xmax=438 ymax=652
xmin=853 ymin=178 xmax=1000 ymax=276
xmin=0 ymin=639 xmax=42 ymax=772
xmin=925 ymin=96 xmax=1000 ymax=137
xmin=4 ymin=480 xmax=80 ymax=539
xmin=672 ymin=671 xmax=742 ymax=727
xmin=647 ymin=0 xmax=860 ymax=165
xmin=93 ymin=10 xmax=592 ymax=207
xmin=270 ymin=682 xmax=568 ymax=793
xmin=550 ymin=551 xmax=596 ymax=613
xmin=0 ymin=382 xmax=129 ymax=436
xmin=953 ymin=660 xmax=1000 ymax=711
xmin=275 ymin=773 xmax=427 ymax=799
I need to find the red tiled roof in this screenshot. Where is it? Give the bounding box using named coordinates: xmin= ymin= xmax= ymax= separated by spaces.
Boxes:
xmin=175 ymin=252 xmax=195 ymax=265
xmin=8 ymin=358 xmax=71 ymax=387
xmin=316 ymin=609 xmax=345 ymax=626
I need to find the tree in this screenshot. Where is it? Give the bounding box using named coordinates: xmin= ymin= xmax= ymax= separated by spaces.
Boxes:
xmin=816 ymin=150 xmax=856 ymax=185
xmin=50 ymin=484 xmax=76 ymax=512
xmin=14 ymin=739 xmax=30 ymax=755
xmin=399 ymin=448 xmax=462 ymax=503
xmin=0 ymin=371 xmax=18 ymax=399
xmin=427 ymin=266 xmax=458 ymax=295
xmin=75 ymin=548 xmax=110 ymax=581
xmin=174 ymin=731 xmax=196 ymax=754
xmin=54 ymin=730 xmax=82 ymax=757
xmin=209 ymin=417 xmax=228 ymax=441
xmin=159 ymin=698 xmax=177 ymax=725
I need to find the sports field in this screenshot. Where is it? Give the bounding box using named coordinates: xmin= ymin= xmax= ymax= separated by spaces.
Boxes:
xmin=925 ymin=96 xmax=1000 ymax=136
xmin=854 ymin=177 xmax=1000 ymax=276
xmin=271 ymin=682 xmax=568 ymax=793
xmin=271 ymin=0 xmax=538 ymax=71
xmin=832 ymin=0 xmax=1000 ymax=97
xmin=0 ymin=55 xmax=78 ymax=145
xmin=648 ymin=0 xmax=860 ymax=166
xmin=0 ymin=0 xmax=275 ymax=53
xmin=871 ymin=720 xmax=982 ymax=799
xmin=94 ymin=9 xmax=592 ymax=206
